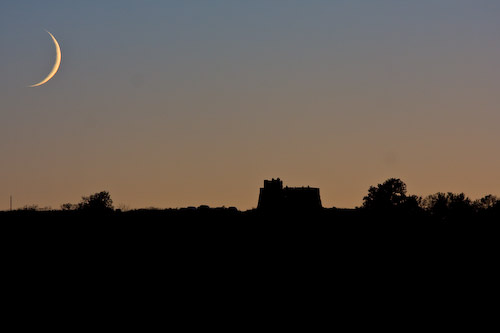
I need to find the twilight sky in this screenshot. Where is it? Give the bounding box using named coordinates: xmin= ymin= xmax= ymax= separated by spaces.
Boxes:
xmin=1 ymin=0 xmax=500 ymax=210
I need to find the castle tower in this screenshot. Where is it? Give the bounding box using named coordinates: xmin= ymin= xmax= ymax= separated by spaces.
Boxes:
xmin=257 ymin=178 xmax=285 ymax=210
xmin=257 ymin=178 xmax=322 ymax=211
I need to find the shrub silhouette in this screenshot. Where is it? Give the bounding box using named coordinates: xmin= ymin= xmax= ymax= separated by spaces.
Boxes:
xmin=60 ymin=203 xmax=77 ymax=211
xmin=78 ymin=191 xmax=114 ymax=212
xmin=19 ymin=204 xmax=39 ymax=211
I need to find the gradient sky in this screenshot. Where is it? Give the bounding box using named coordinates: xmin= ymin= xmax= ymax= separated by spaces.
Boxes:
xmin=2 ymin=0 xmax=500 ymax=210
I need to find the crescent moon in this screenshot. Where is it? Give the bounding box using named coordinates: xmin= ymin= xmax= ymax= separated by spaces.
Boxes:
xmin=29 ymin=31 xmax=62 ymax=87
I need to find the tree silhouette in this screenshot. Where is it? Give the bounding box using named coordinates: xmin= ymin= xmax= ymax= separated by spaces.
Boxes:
xmin=361 ymin=178 xmax=424 ymax=220
xmin=422 ymin=192 xmax=473 ymax=221
xmin=78 ymin=191 xmax=114 ymax=212
xmin=363 ymin=178 xmax=408 ymax=210
xmin=474 ymin=195 xmax=499 ymax=210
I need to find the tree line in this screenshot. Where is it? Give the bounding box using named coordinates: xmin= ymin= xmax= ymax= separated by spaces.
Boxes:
xmin=360 ymin=178 xmax=499 ymax=221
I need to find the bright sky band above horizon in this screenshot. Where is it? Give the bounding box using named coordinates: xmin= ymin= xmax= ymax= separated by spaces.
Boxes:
xmin=1 ymin=0 xmax=500 ymax=210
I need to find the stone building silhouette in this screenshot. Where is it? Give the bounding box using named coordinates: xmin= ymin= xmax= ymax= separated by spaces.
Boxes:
xmin=257 ymin=178 xmax=322 ymax=211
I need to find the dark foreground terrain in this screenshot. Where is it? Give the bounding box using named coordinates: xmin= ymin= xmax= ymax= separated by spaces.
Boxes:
xmin=2 ymin=204 xmax=496 ymax=325
xmin=1 ymin=206 xmax=498 ymax=252
xmin=1 ymin=205 xmax=499 ymax=222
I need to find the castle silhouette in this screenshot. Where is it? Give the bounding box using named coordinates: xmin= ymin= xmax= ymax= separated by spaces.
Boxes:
xmin=257 ymin=178 xmax=322 ymax=211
